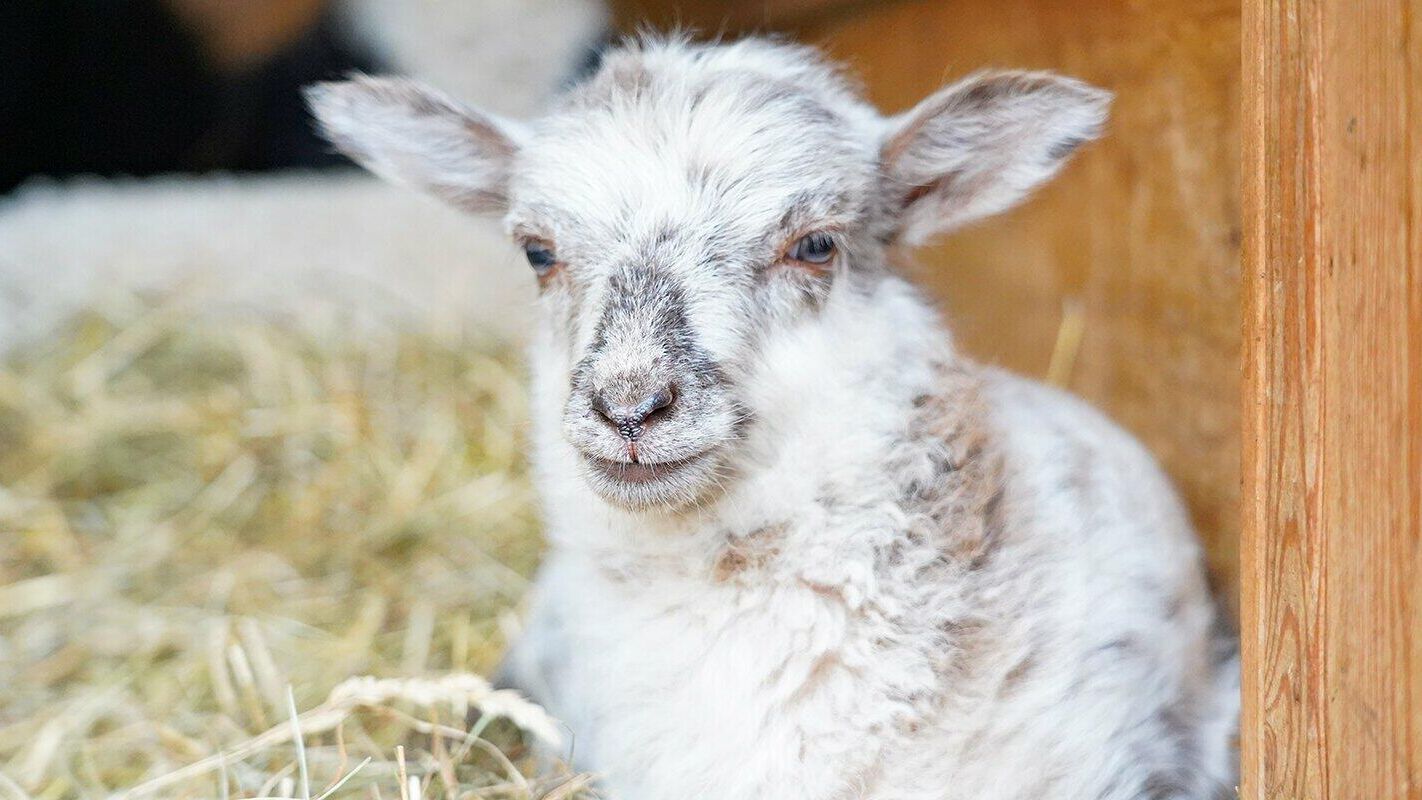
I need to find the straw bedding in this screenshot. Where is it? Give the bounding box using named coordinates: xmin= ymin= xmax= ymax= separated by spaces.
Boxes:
xmin=0 ymin=292 xmax=586 ymax=798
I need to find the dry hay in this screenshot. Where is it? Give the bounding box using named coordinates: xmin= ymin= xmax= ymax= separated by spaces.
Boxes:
xmin=0 ymin=292 xmax=588 ymax=798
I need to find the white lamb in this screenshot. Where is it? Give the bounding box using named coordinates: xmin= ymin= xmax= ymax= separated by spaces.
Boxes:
xmin=309 ymin=34 xmax=1238 ymax=800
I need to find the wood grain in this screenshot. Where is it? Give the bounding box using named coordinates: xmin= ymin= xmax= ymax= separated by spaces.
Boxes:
xmin=612 ymin=0 xmax=1243 ymax=606
xmin=1241 ymin=1 xmax=1422 ymax=797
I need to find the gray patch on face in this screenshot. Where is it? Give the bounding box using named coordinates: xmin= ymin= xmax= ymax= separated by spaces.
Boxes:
xmin=557 ymin=246 xmax=750 ymax=508
xmin=579 ymin=264 xmax=719 ymax=393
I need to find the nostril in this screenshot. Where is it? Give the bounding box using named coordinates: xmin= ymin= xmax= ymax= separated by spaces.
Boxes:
xmin=591 ymin=385 xmax=677 ymax=438
xmin=590 ymin=392 xmax=616 ymax=424
xmin=640 ymin=386 xmax=676 ymax=420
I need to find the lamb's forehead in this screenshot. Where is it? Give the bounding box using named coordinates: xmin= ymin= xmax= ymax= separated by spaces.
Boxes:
xmin=573 ymin=36 xmax=873 ymax=113
xmin=508 ymin=39 xmax=884 ymax=239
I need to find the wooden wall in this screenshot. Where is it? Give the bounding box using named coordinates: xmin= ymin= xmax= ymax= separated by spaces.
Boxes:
xmin=1242 ymin=1 xmax=1422 ymax=797
xmin=612 ymin=0 xmax=1243 ymax=606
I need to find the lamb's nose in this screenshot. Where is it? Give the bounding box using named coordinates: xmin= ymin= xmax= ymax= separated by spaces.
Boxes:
xmin=591 ymin=386 xmax=676 ymax=440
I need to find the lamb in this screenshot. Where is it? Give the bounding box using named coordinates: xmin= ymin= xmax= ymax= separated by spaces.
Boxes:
xmin=308 ymin=34 xmax=1239 ymax=800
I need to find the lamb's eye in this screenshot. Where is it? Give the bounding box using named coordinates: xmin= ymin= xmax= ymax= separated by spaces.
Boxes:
xmin=524 ymin=242 xmax=557 ymax=273
xmin=788 ymin=232 xmax=836 ymax=265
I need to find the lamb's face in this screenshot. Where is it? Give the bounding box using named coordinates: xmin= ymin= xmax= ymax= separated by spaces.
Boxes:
xmin=504 ymin=60 xmax=885 ymax=509
xmin=307 ymin=36 xmax=1110 ymax=512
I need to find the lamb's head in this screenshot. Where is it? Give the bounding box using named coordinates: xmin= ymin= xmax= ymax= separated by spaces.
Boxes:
xmin=307 ymin=36 xmax=1108 ymax=511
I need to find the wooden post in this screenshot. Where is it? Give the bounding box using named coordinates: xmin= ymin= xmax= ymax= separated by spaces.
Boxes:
xmin=1241 ymin=1 xmax=1421 ymax=798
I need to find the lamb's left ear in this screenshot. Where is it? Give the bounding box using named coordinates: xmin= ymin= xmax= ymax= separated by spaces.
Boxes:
xmin=880 ymin=71 xmax=1111 ymax=245
xmin=304 ymin=76 xmax=525 ymax=214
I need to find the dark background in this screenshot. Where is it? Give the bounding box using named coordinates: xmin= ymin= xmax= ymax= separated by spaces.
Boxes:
xmin=0 ymin=0 xmax=381 ymax=193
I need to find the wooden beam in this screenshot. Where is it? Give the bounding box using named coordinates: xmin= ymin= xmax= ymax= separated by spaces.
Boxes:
xmin=1241 ymin=1 xmax=1421 ymax=798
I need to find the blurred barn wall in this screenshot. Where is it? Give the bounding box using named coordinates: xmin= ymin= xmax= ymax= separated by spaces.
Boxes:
xmin=612 ymin=0 xmax=1243 ymax=607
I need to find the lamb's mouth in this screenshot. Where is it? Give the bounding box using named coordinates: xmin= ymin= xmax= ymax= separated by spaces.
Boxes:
xmin=584 ymin=451 xmax=708 ymax=485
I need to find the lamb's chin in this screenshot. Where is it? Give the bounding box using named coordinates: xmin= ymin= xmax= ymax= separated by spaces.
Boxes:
xmin=580 ymin=449 xmax=725 ymax=512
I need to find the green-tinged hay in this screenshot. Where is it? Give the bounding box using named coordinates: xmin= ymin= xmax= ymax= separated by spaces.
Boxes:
xmin=0 ymin=294 xmax=585 ymax=798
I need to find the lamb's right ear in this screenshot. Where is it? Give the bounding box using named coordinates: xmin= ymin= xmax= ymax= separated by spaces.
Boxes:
xmin=305 ymin=76 xmax=524 ymax=214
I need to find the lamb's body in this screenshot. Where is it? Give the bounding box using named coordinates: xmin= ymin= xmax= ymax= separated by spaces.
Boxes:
xmin=505 ymin=276 xmax=1236 ymax=799
xmin=309 ymin=34 xmax=1238 ymax=800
